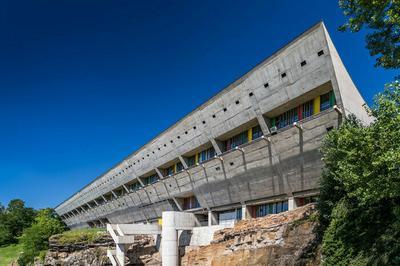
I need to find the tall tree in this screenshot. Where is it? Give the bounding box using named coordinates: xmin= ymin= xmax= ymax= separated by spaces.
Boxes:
xmin=0 ymin=199 xmax=36 ymax=246
xmin=320 ymin=82 xmax=400 ymax=265
xmin=339 ymin=0 xmax=400 ymax=69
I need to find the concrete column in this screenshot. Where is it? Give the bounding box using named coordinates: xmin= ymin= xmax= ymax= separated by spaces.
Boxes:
xmin=208 ymin=211 xmax=218 ymax=226
xmin=161 ymin=212 xmax=179 ymax=266
xmin=116 ymin=243 xmax=126 ymax=266
xmin=241 ymin=205 xmax=250 ymax=220
xmin=288 ymin=197 xmax=296 ymax=210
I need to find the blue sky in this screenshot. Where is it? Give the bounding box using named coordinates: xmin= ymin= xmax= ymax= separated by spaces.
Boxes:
xmin=0 ymin=0 xmax=396 ymax=209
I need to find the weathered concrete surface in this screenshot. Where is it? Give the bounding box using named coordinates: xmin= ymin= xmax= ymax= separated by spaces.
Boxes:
xmin=181 ymin=204 xmax=320 ymax=266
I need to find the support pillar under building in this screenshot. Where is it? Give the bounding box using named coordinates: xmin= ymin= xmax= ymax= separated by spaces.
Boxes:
xmin=242 ymin=204 xmax=250 ymax=220
xmin=208 ymin=210 xmax=218 ymax=226
xmin=288 ymin=197 xmax=297 ymax=210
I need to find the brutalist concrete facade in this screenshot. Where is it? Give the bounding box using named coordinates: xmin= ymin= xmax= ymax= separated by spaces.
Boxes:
xmin=55 ymin=22 xmax=371 ymax=229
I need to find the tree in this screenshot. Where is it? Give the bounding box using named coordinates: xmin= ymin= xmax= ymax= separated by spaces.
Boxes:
xmin=0 ymin=199 xmax=36 ymax=246
xmin=339 ymin=0 xmax=400 ymax=69
xmin=18 ymin=208 xmax=66 ymax=265
xmin=319 ymin=81 xmax=400 ymax=265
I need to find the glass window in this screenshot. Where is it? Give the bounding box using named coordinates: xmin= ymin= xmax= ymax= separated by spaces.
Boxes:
xmin=144 ymin=174 xmax=159 ymax=185
xmin=224 ymin=131 xmax=248 ymax=151
xmin=275 ymin=107 xmax=298 ymax=129
xmin=302 ymin=100 xmax=314 ymax=118
xmin=255 ymin=200 xmax=288 ymax=218
xmin=176 ymin=162 xmax=184 ymax=172
xmin=183 ymin=196 xmax=200 ymax=210
xmin=252 ymin=125 xmax=263 ymax=140
xmin=320 ymin=92 xmax=331 ymax=111
xmin=199 ymin=147 xmax=215 ymax=163
xmin=236 ymin=208 xmax=242 ymax=220
xmin=164 ymin=166 xmax=175 ymax=176
xmin=129 ymin=182 xmax=141 ymax=192
xmin=187 ymin=155 xmax=196 ymax=167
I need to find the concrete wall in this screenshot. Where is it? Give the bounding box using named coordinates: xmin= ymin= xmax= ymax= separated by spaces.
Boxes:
xmin=56 ymin=22 xmax=368 ymax=228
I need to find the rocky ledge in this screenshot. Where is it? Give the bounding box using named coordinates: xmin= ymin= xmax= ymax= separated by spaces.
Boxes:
xmin=181 ymin=204 xmax=320 ymax=266
xmin=39 ymin=232 xmax=159 ymax=266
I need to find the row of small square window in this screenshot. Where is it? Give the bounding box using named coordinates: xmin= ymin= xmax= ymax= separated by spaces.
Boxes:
xmin=123 ymin=101 xmax=244 ymax=166
xmin=262 ymin=50 xmax=324 ymax=89
xmin=79 ymin=49 xmax=327 ymax=195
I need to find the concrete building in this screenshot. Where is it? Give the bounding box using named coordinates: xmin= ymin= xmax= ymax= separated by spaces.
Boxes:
xmin=55 ymin=22 xmax=370 ymax=231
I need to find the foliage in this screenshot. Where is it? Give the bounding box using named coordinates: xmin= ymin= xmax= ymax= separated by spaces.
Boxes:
xmin=0 ymin=199 xmax=36 ymax=246
xmin=51 ymin=228 xmax=106 ymax=245
xmin=319 ymin=81 xmax=400 ymax=265
xmin=0 ymin=244 xmax=23 ymax=266
xmin=18 ymin=208 xmax=66 ymax=265
xmin=339 ymin=0 xmax=400 ymax=69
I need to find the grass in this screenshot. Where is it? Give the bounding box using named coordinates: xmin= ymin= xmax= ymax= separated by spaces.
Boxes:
xmin=0 ymin=244 xmax=23 ymax=266
xmin=51 ymin=228 xmax=107 ymax=245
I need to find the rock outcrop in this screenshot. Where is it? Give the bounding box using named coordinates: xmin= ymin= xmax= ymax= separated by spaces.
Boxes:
xmin=181 ymin=204 xmax=320 ymax=266
xmin=40 ymin=204 xmax=319 ymax=266
xmin=40 ymin=233 xmax=159 ymax=266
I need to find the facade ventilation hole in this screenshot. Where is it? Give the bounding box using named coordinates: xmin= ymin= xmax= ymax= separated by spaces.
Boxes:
xmin=223 ymin=108 xmax=227 ymax=112
xmin=318 ymin=50 xmax=324 ymax=56
xmin=230 ymin=162 xmax=234 ymax=166
xmin=264 ymin=83 xmax=269 ymax=88
xmin=177 ymin=136 xmax=180 ymax=139
xmin=212 ymin=114 xmax=216 ymax=118
xmin=193 ymin=126 xmax=197 ymax=130
xmin=185 ymin=131 xmax=188 ymax=134
xmin=249 ymin=92 xmax=254 ymax=97
xmin=301 ymin=60 xmax=307 ymax=66
xmin=326 ymin=126 xmax=334 ymax=132
xmin=235 ymin=100 xmax=240 ymax=105
xmin=215 ymin=167 xmax=220 ymax=171
xmin=281 ymin=72 xmax=287 ymax=78
xmin=202 ymin=120 xmax=206 ymax=124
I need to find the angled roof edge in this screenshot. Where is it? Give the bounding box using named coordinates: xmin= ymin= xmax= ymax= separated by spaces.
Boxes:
xmin=55 ymin=21 xmax=325 ymax=211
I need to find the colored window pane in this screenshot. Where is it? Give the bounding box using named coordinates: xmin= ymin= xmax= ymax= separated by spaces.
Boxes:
xmin=199 ymin=147 xmax=215 ymax=163
xmin=255 ymin=200 xmax=288 ymax=218
xmin=320 ymin=92 xmax=331 ymax=111
xmin=252 ymin=125 xmax=263 ymax=140
xmin=224 ymin=131 xmax=249 ymax=151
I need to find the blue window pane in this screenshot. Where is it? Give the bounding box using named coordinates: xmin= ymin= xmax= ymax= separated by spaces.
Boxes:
xmin=283 ymin=201 xmax=288 ymax=212
xmin=277 ymin=202 xmax=282 ymax=213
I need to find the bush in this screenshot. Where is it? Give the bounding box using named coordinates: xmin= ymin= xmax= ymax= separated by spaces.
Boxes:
xmin=18 ymin=208 xmax=66 ymax=265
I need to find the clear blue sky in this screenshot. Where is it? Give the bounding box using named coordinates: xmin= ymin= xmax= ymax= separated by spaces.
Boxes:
xmin=0 ymin=0 xmax=396 ymax=209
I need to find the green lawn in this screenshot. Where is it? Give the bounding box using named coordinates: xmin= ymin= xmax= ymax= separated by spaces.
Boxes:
xmin=0 ymin=244 xmax=23 ymax=266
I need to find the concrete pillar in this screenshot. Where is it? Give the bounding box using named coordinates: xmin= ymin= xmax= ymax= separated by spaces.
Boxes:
xmin=241 ymin=205 xmax=250 ymax=220
xmin=288 ymin=197 xmax=297 ymax=210
xmin=208 ymin=211 xmax=218 ymax=226
xmin=161 ymin=212 xmax=179 ymax=266
xmin=116 ymin=243 xmax=125 ymax=266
